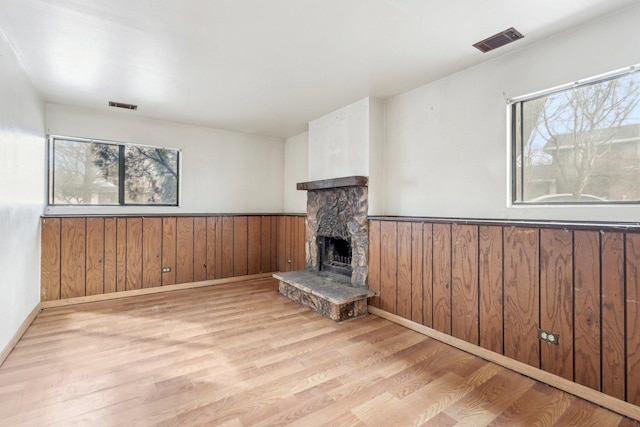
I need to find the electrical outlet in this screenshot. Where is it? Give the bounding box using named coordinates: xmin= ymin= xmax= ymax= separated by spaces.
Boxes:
xmin=162 ymin=267 xmax=171 ymax=273
xmin=538 ymin=328 xmax=559 ymax=345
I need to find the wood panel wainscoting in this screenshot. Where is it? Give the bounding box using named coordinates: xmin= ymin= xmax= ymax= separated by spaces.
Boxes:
xmin=368 ymin=217 xmax=640 ymax=416
xmin=40 ymin=214 xmax=306 ymax=302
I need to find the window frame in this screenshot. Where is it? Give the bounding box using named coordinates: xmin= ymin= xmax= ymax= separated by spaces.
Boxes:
xmin=47 ymin=135 xmax=181 ymax=207
xmin=509 ymin=64 xmax=640 ymax=206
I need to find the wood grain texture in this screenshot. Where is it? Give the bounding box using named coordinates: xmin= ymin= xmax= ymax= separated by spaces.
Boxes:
xmin=233 ymin=216 xmax=248 ymax=276
xmin=61 ymin=218 xmax=86 ymax=298
xmin=206 ymin=217 xmax=218 ymax=280
xmin=270 ymin=216 xmax=278 ymax=272
xmin=176 ymin=217 xmax=194 ymax=285
xmin=573 ymin=230 xmax=601 ymax=391
xmin=247 ymin=216 xmax=261 ymax=275
xmin=411 ymin=223 xmax=424 ymax=324
xmin=540 ymin=228 xmax=573 ymax=381
xmin=116 ymin=218 xmax=127 ymax=292
xmin=451 ymin=224 xmax=479 ymax=345
xmin=503 ymin=227 xmax=539 ymax=368
xmin=5 ymin=279 xmax=636 ymax=426
xmin=423 ymin=223 xmax=433 ymax=328
xmin=380 ymin=221 xmax=398 ymax=314
xmin=193 ymin=217 xmax=207 ymax=282
xmin=142 ymin=218 xmax=162 ymax=288
xmin=601 ymin=231 xmax=626 ymax=400
xmin=479 ymin=225 xmax=503 ymax=355
xmin=85 ymin=218 xmax=104 ymax=296
xmin=161 ymin=217 xmax=177 ymax=286
xmin=126 ymin=218 xmax=143 ymax=290
xmin=221 ymin=217 xmax=233 ymax=278
xmin=284 ymin=216 xmax=292 ymax=272
xmin=215 ymin=217 xmax=225 ymax=279
xmin=297 ymin=216 xmax=306 ymax=271
xmin=277 ymin=216 xmax=286 ymax=272
xmin=41 ymin=217 xmax=61 ymax=301
xmin=260 ymin=216 xmax=271 ymax=274
xmin=103 ymin=218 xmax=117 ymax=294
xmin=627 ymin=233 xmax=640 ymax=405
xmin=432 ymin=223 xmax=452 ymax=334
xmin=396 ymin=222 xmax=412 ymax=319
xmin=368 ymin=220 xmax=381 ymax=308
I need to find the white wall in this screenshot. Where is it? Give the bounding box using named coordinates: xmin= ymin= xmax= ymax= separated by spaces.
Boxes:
xmin=368 ymin=98 xmax=385 ymax=216
xmin=283 ymin=131 xmax=308 ymax=213
xmin=308 ymin=98 xmax=370 ymax=181
xmin=45 ymin=104 xmax=285 ymax=215
xmin=384 ymin=5 xmax=640 ymax=222
xmin=0 ymin=31 xmax=45 ymax=354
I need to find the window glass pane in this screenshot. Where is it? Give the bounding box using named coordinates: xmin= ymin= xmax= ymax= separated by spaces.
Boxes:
xmin=516 ymin=70 xmax=640 ymax=203
xmin=52 ymin=139 xmax=119 ymax=205
xmin=124 ymin=146 xmax=178 ymax=205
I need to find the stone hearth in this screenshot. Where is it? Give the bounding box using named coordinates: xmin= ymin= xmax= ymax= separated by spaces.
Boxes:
xmin=274 ymin=271 xmax=373 ymax=321
xmin=274 ymin=176 xmax=371 ymax=321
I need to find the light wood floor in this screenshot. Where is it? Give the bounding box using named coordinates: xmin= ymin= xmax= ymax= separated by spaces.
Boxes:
xmin=0 ymin=278 xmax=638 ymax=426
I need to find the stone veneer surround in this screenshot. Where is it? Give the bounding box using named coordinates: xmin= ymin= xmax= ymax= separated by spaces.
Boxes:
xmin=298 ymin=176 xmax=369 ymax=287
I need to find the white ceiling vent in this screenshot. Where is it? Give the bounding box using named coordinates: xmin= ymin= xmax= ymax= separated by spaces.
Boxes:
xmin=109 ymin=101 xmax=138 ymax=110
xmin=473 ymin=27 xmax=524 ymax=53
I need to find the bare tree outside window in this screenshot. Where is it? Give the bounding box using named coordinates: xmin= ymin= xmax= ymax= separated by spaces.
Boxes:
xmin=513 ymin=68 xmax=640 ymax=203
xmin=50 ymin=137 xmax=179 ymax=206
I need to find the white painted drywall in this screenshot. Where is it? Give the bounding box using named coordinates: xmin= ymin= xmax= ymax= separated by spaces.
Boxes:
xmin=283 ymin=131 xmax=308 ymax=213
xmin=384 ymin=5 xmax=640 ymax=222
xmin=308 ymin=98 xmax=370 ymax=181
xmin=0 ymin=32 xmax=46 ymax=355
xmin=45 ymin=104 xmax=285 ymax=215
xmin=368 ymin=98 xmax=385 ymax=216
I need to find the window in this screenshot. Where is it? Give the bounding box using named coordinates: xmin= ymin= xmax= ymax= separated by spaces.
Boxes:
xmin=49 ymin=136 xmax=179 ymax=206
xmin=511 ymin=66 xmax=640 ymax=204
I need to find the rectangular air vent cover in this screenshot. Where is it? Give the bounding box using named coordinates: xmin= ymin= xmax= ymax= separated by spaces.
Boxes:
xmin=109 ymin=101 xmax=138 ymax=110
xmin=473 ymin=27 xmax=523 ymax=53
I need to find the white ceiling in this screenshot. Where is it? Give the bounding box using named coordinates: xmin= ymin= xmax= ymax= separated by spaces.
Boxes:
xmin=0 ymin=0 xmax=637 ymax=138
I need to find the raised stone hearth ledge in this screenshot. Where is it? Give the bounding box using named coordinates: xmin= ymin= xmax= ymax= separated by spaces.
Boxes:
xmin=274 ymin=271 xmax=373 ymax=321
xmin=296 ymin=176 xmax=368 ymax=191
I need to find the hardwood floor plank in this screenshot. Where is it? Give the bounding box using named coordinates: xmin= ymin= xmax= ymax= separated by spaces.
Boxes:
xmin=0 ymin=278 xmax=636 ymax=426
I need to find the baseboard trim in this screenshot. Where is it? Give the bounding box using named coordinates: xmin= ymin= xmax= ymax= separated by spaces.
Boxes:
xmin=0 ymin=303 xmax=42 ymax=368
xmin=368 ymin=306 xmax=640 ymax=422
xmin=41 ymin=273 xmax=275 ymax=309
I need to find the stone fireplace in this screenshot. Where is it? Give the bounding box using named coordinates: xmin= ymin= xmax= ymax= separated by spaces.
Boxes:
xmin=303 ymin=176 xmax=368 ymax=287
xmin=273 ymin=176 xmax=372 ymax=321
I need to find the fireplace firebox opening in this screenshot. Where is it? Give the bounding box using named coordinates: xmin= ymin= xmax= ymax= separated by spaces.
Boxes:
xmin=319 ymin=236 xmax=352 ymax=277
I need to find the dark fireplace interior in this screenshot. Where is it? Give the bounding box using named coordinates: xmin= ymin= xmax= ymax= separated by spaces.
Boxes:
xmin=318 ymin=236 xmax=352 ymax=277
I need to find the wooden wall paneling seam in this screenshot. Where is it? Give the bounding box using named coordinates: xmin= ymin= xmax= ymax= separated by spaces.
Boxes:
xmin=539 ymin=228 xmax=573 ymax=381
xmin=478 ymin=225 xmax=504 ymax=355
xmin=601 ymin=231 xmax=626 ymax=400
xmin=103 ymin=218 xmax=117 ymax=294
xmin=368 ymin=220 xmax=381 ymax=308
xmin=270 ymin=216 xmax=278 ymax=272
xmin=206 ymin=217 xmax=216 ymax=280
xmin=396 ymin=221 xmax=412 ymax=319
xmin=116 ymin=218 xmax=127 ymax=291
xmin=260 ymin=216 xmax=270 ymax=274
xmin=61 ymin=218 xmax=86 ymax=299
xmin=142 ymin=218 xmax=162 ymax=288
xmin=85 ymin=217 xmax=105 ymax=296
xmin=247 ymin=216 xmax=261 ymax=275
xmin=277 ymin=216 xmax=286 ymax=272
xmin=503 ymin=226 xmax=540 ymax=368
xmin=432 ymin=223 xmax=452 ymax=334
xmin=626 ymin=233 xmax=640 ymax=405
xmin=380 ymin=221 xmax=398 ymax=314
xmin=41 ymin=217 xmax=61 ymax=301
xmin=126 ymin=218 xmax=143 ymax=290
xmin=423 ymin=223 xmax=433 ymax=328
xmin=410 ymin=222 xmax=424 ymax=324
xmin=233 ymin=216 xmax=248 ymax=277
xmin=193 ymin=217 xmax=208 ymax=282
xmin=573 ymin=230 xmax=601 ymax=391
xmin=451 ymin=224 xmax=479 ymax=345
xmin=161 ymin=217 xmax=177 ymax=286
